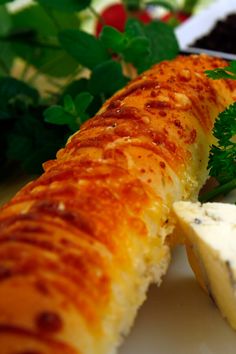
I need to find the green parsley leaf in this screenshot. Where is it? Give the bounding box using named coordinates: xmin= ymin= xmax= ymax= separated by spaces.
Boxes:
xmin=59 ymin=29 xmax=110 ymax=70
xmin=36 ymin=0 xmax=91 ymax=13
xmin=205 ymin=61 xmax=236 ymax=80
xmin=208 ymin=103 xmax=236 ymax=185
xmin=200 ymin=103 xmax=236 ymax=202
xmin=200 ymin=60 xmax=236 ymax=202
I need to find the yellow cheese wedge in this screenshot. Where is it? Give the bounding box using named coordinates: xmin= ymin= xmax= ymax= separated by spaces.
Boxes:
xmin=173 ymin=201 xmax=236 ymax=330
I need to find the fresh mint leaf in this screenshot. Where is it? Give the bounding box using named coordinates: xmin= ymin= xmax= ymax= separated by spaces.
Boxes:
xmin=0 ymin=6 xmax=12 ymax=36
xmin=125 ymin=18 xmax=146 ymax=39
xmin=100 ymin=22 xmax=150 ymax=71
xmin=12 ymin=4 xmax=80 ymax=36
xmin=62 ymin=79 xmax=101 ymax=118
xmin=44 ymin=105 xmax=76 ymax=128
xmin=11 ymin=35 xmax=78 ymax=77
xmin=122 ymin=18 xmax=179 ymax=73
xmin=63 ymin=94 xmax=76 ymax=115
xmin=14 ymin=42 xmax=78 ymax=78
xmin=122 ymin=37 xmax=150 ymax=66
xmin=141 ymin=20 xmax=179 ymax=71
xmin=36 ymin=0 xmax=91 ymax=13
xmin=59 ymin=29 xmax=110 ymax=69
xmin=44 ymin=92 xmax=93 ymax=131
xmin=10 ymin=5 xmax=79 ymax=77
xmin=0 ymin=7 xmax=15 ymax=74
xmin=73 ymin=93 xmax=93 ymax=125
xmin=62 ymin=92 xmax=93 ymax=125
xmin=88 ymin=60 xmax=129 ymax=96
xmin=75 ymin=92 xmax=93 ymax=118
xmin=100 ymin=26 xmax=127 ymax=53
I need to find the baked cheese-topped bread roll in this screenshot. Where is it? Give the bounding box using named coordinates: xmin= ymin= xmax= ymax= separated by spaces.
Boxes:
xmin=0 ymin=54 xmax=235 ymax=354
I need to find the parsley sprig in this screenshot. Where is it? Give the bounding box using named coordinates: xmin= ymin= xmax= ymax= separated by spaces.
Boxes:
xmin=205 ymin=61 xmax=236 ymax=80
xmin=200 ymin=62 xmax=236 ymax=202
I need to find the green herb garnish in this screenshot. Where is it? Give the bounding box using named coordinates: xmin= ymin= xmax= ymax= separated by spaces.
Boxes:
xmin=205 ymin=60 xmax=236 ymax=80
xmin=200 ymin=63 xmax=236 ymax=202
xmin=44 ymin=92 xmax=94 ymax=132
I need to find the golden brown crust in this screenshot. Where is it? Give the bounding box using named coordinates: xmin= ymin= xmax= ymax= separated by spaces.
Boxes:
xmin=0 ymin=326 xmax=79 ymax=354
xmin=0 ymin=55 xmax=236 ymax=354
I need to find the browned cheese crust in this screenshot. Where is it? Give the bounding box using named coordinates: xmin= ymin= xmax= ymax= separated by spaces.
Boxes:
xmin=0 ymin=55 xmax=235 ymax=354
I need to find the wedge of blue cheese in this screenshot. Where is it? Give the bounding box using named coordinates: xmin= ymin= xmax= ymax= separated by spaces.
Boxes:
xmin=173 ymin=201 xmax=236 ymax=330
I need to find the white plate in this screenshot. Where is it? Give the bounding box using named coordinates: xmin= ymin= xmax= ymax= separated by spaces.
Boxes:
xmin=120 ymin=246 xmax=236 ymax=354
